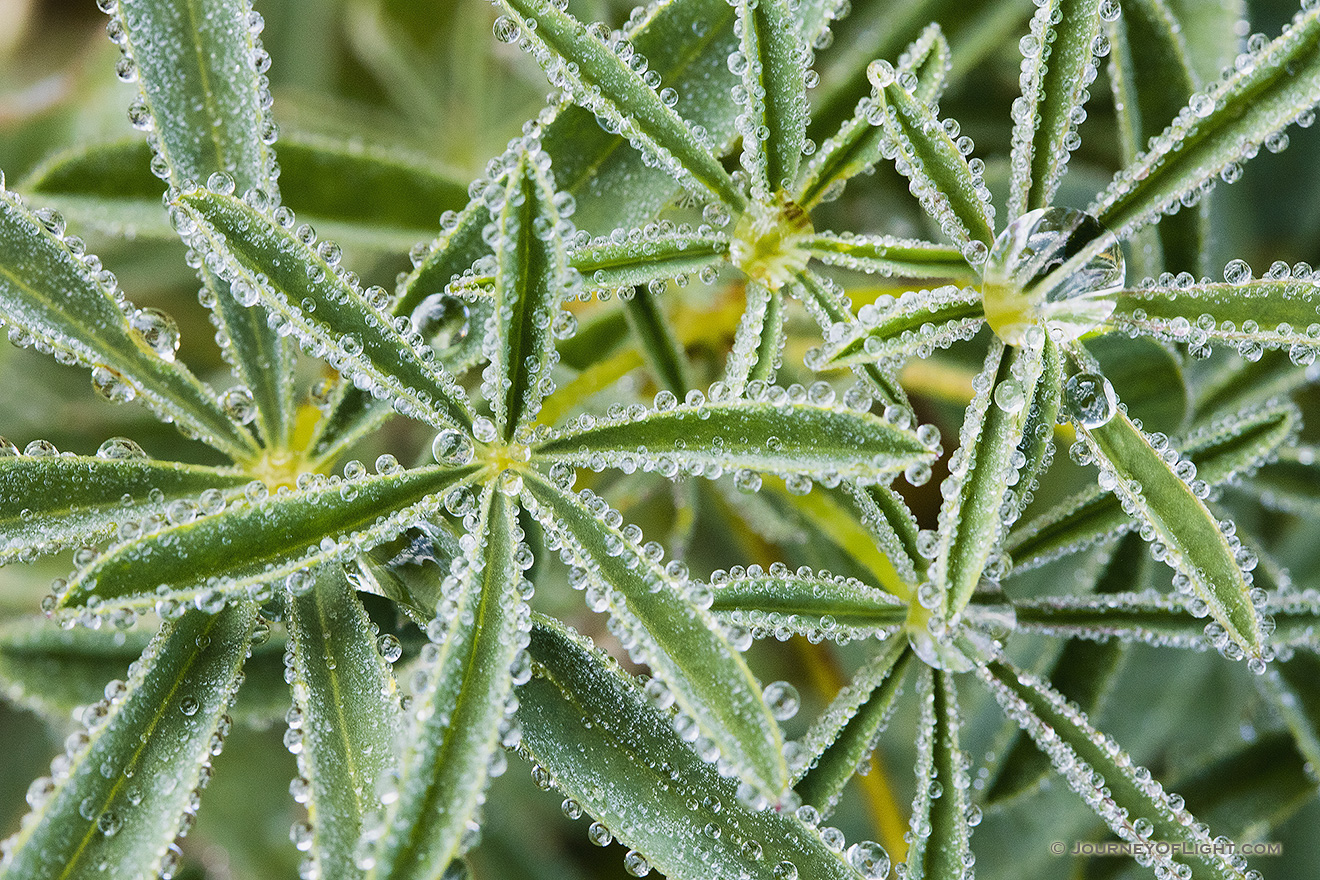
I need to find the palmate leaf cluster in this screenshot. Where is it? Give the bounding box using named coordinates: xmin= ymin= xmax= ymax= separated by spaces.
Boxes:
xmin=0 ymin=0 xmax=1319 ymax=878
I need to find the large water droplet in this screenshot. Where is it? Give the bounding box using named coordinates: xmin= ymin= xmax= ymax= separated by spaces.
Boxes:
xmin=1063 ymin=372 xmax=1117 ymax=429
xmin=130 ymin=308 xmax=180 ymax=362
xmin=431 ymin=429 xmax=475 ymax=466
xmin=846 ymin=841 xmax=890 ymax=879
xmin=411 ymin=293 xmax=470 ymax=355
xmin=981 ymin=207 xmax=1123 ymax=346
xmin=221 ymin=386 xmax=256 ymax=425
xmin=762 ymin=681 xmax=800 ymax=721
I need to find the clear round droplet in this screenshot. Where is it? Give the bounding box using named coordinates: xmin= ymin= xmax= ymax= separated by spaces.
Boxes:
xmin=846 ymin=841 xmax=890 ymax=879
xmin=130 ymin=308 xmax=181 ymax=362
xmin=1063 ymin=372 xmax=1117 ymax=429
xmin=762 ymin=681 xmax=800 ymax=721
xmin=221 ymin=386 xmax=257 ymax=425
xmin=432 ymin=429 xmax=475 ymax=466
xmin=411 ymin=293 xmax=471 ymax=355
xmin=981 ymin=207 xmax=1124 ymax=346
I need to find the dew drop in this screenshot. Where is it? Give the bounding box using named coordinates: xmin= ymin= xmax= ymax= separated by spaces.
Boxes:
xmin=623 ymin=850 xmax=651 ymax=877
xmin=92 ymin=366 xmax=136 ymax=403
xmin=221 ymin=386 xmax=256 ymax=425
xmin=432 ymin=429 xmax=475 ymax=466
xmin=96 ymin=437 xmax=146 ymax=460
xmin=981 ymin=207 xmax=1123 ymax=346
xmin=1063 ymin=373 xmax=1117 ymax=429
xmin=377 ymin=633 xmax=402 ymax=663
xmin=130 ymin=308 xmax=181 ymax=362
xmin=410 ymin=293 xmax=471 ymax=355
xmin=179 ymin=696 xmax=200 ymax=716
xmin=763 ymin=681 xmax=800 ymax=721
xmin=846 ymin=841 xmax=890 ymax=879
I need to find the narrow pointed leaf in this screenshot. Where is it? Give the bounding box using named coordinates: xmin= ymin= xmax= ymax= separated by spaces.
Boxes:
xmin=723 ymin=283 xmax=785 ymax=392
xmin=523 ymin=475 xmax=788 ymax=798
xmin=1009 ymin=398 xmax=1298 ymax=569
xmin=1247 ymin=445 xmax=1320 ymax=515
xmin=981 ymin=659 xmax=1253 ymax=880
xmin=796 ymin=638 xmax=911 ymax=815
xmin=1263 ymin=651 xmax=1320 ymax=775
xmin=0 ymin=451 xmax=246 ymax=564
xmin=987 ymin=534 xmax=1141 ymax=805
xmin=804 ymin=233 xmax=975 ymax=282
xmin=1091 ymin=5 xmax=1320 ymax=240
xmin=22 ymin=134 xmax=470 ymax=250
xmin=815 ymin=284 xmax=985 ymax=370
xmin=710 ymin=567 xmax=906 ymax=641
xmin=0 ymin=614 xmax=288 ymax=727
xmin=518 ymin=617 xmax=883 ymax=880
xmin=905 ymin=669 xmax=974 ymax=880
xmin=57 ymin=462 xmax=479 ymax=613
xmin=795 ymin=23 xmax=950 ymax=209
xmin=849 ymin=482 xmax=926 ymax=585
xmin=286 ymin=566 xmax=402 ymax=880
xmin=1008 ymin=0 xmax=1105 ymax=218
xmin=623 ymin=288 xmax=691 ymax=395
xmin=934 ymin=339 xmax=1050 ymax=618
xmin=737 ymin=0 xmax=808 ymax=197
xmin=495 ymin=0 xmax=744 ymax=209
xmin=177 ymin=188 xmax=475 ymax=432
xmin=872 ymin=79 xmax=994 ymax=248
xmin=1009 ymin=588 xmax=1320 ymax=653
xmin=1109 ymin=273 xmax=1320 ymax=359
xmin=533 ymin=395 xmax=935 ymax=485
xmin=0 ymin=605 xmax=255 ymax=879
xmin=573 ymin=231 xmax=728 ymax=293
xmin=111 ymin=0 xmax=295 ymax=448
xmin=1106 ymin=0 xmax=1207 ymax=276
xmin=487 ymin=152 xmax=570 ymax=438
xmin=1077 ymin=408 xmax=1264 ymax=660
xmin=367 ymin=487 xmax=527 ymax=880
xmin=0 ymin=190 xmax=258 ymax=461
xmin=795 ymin=269 xmax=908 ymax=406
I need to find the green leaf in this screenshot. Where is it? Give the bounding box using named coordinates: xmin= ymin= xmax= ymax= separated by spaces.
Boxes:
xmin=366 ymin=487 xmax=526 ymax=880
xmin=1109 ymin=273 xmax=1320 ymax=360
xmin=1262 ymin=651 xmax=1320 ymax=775
xmin=1007 ymin=0 xmax=1105 ymax=218
xmin=517 ymin=616 xmax=880 ymax=880
xmin=1247 ymin=445 xmax=1320 ymax=515
xmin=1105 ymin=0 xmax=1207 ymax=277
xmin=523 ymin=474 xmax=788 ymax=799
xmin=0 ymin=617 xmax=152 ymax=722
xmin=871 ymin=78 xmax=995 ymax=248
xmin=981 ymin=658 xmax=1255 ymax=880
xmin=804 ymin=233 xmax=974 ymax=283
xmin=1008 ymin=398 xmax=1298 ymax=569
xmin=905 ymin=669 xmax=974 ymax=880
xmin=795 ymin=638 xmax=911 ymax=814
xmin=723 ymin=283 xmax=785 ymax=392
xmin=21 ymin=134 xmax=471 ymax=251
xmin=113 ymin=0 xmax=295 ymax=449
xmin=176 ymin=188 xmax=475 ymax=432
xmin=710 ymin=566 xmax=906 ymax=641
xmin=533 ymin=394 xmax=935 ymax=486
xmin=57 ymin=462 xmax=479 ymax=613
xmin=1091 ymin=5 xmax=1320 ymax=240
xmin=933 ymin=339 xmax=1051 ymax=618
xmin=0 ymin=605 xmax=256 ymax=879
xmin=848 ymin=482 xmax=926 ymax=586
xmin=622 ymin=288 xmax=691 ymax=395
xmin=495 ymin=0 xmax=745 ymax=209
xmin=1078 ymin=407 xmax=1264 ymax=661
xmin=813 ymin=284 xmax=984 ymax=370
xmin=286 ymin=566 xmax=402 ymax=880
xmin=0 ymin=451 xmax=245 ymax=564
xmin=572 ymin=230 xmax=728 ymax=293
xmin=794 ymin=269 xmax=909 ymax=407
xmin=736 ymin=0 xmax=808 ymax=197
xmin=0 ymin=190 xmax=259 ymax=462
xmin=986 ymin=534 xmax=1141 ymax=805
xmin=487 ymin=151 xmax=570 ymax=439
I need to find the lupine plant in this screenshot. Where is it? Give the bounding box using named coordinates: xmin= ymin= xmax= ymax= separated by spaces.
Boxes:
xmin=1 ymin=0 xmax=1320 ymax=878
